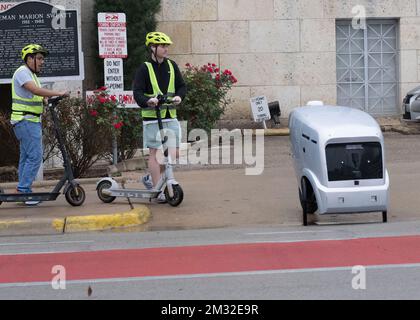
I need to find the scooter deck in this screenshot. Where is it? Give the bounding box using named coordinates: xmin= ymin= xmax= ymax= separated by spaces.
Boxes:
xmin=0 ymin=193 xmax=60 ymax=202
xmin=106 ymin=189 xmax=161 ymax=199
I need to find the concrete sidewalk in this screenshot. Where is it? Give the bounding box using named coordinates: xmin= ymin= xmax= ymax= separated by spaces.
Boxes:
xmin=0 ymin=180 xmax=151 ymax=236
xmin=2 ymin=131 xmax=420 ymax=236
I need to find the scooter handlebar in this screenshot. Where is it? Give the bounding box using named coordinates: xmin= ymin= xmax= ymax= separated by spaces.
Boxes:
xmin=156 ymin=94 xmax=170 ymax=106
xmin=48 ymin=95 xmax=67 ymax=106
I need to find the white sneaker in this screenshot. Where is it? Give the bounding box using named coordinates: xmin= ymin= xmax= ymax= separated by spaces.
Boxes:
xmin=141 ymin=174 xmax=154 ymax=190
xmin=25 ymin=201 xmax=41 ymax=206
xmin=156 ymin=192 xmax=167 ymax=204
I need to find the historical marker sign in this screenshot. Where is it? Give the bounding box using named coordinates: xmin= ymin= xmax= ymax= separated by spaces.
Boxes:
xmin=0 ymin=1 xmax=84 ymax=84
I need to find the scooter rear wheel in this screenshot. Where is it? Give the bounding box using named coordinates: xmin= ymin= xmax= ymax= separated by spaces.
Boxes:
xmin=165 ymin=184 xmax=184 ymax=207
xmin=97 ymin=180 xmax=116 ymax=204
xmin=65 ymin=185 xmax=86 ymax=207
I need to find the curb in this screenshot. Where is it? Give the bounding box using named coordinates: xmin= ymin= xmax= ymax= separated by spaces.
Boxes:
xmin=0 ymin=206 xmax=151 ymax=236
xmin=262 ymin=128 xmax=290 ymax=136
xmin=53 ymin=207 xmax=151 ymax=233
xmin=243 ymin=128 xmax=290 ymax=136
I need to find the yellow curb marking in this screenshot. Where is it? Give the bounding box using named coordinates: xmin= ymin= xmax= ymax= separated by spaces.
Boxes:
xmin=0 ymin=220 xmax=28 ymax=230
xmin=246 ymin=129 xmax=290 ymax=137
xmin=52 ymin=207 xmax=151 ymax=233
xmin=263 ymin=129 xmax=290 ymax=136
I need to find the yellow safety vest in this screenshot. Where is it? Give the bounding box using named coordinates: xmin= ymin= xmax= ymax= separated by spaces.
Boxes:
xmin=11 ymin=66 xmax=44 ymax=123
xmin=142 ymin=60 xmax=176 ymax=119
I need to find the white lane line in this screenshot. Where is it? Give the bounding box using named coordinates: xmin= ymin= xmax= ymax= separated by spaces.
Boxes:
xmin=0 ymin=241 xmax=96 ymax=256
xmin=1 ymin=263 xmax=420 ymax=289
xmin=254 ymin=238 xmax=353 ymax=244
xmin=245 ymin=231 xmax=336 ymax=236
xmin=0 ymin=241 xmax=94 ymax=247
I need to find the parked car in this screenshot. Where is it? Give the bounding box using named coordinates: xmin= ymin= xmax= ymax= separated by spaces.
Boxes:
xmin=402 ymin=86 xmax=420 ymax=121
xmin=289 ymin=103 xmax=389 ymax=226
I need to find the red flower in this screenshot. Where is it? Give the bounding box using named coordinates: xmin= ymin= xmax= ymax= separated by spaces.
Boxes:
xmin=98 ymin=97 xmax=107 ymax=104
xmin=98 ymin=86 xmax=107 ymax=91
xmin=89 ymin=110 xmax=98 ymax=117
xmin=113 ymin=122 xmax=124 ymax=129
xmin=123 ymin=95 xmax=129 ymax=102
xmin=110 ymin=95 xmax=117 ymax=102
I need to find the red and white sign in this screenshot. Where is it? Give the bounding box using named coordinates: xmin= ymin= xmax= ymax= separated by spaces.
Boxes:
xmin=98 ymin=12 xmax=127 ymax=59
xmin=86 ymin=90 xmax=138 ymax=109
xmin=104 ymin=58 xmax=124 ymax=91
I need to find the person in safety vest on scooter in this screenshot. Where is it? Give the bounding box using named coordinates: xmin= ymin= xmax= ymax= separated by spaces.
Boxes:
xmin=11 ymin=44 xmax=69 ymax=206
xmin=133 ymin=32 xmax=186 ymax=204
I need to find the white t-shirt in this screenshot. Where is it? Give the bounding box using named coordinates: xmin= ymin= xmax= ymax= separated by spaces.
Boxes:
xmin=14 ymin=66 xmax=36 ymax=99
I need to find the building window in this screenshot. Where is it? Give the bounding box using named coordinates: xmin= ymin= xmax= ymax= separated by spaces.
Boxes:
xmin=336 ymin=19 xmax=398 ymax=115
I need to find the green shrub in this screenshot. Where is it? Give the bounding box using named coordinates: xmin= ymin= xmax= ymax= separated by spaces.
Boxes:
xmin=87 ymin=88 xmax=142 ymax=162
xmin=43 ymin=97 xmax=111 ymax=178
xmin=178 ymin=63 xmax=238 ymax=134
xmin=0 ymin=112 xmax=19 ymax=167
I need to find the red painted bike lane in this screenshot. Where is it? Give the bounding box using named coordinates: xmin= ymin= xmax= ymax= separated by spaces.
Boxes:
xmin=1 ymin=235 xmax=420 ymax=284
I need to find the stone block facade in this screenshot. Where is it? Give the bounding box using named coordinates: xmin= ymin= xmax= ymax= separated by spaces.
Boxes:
xmin=22 ymin=0 xmax=420 ymax=123
xmin=153 ymin=0 xmax=420 ymax=121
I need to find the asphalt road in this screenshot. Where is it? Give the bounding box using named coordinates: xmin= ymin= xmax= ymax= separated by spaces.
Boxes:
xmin=1 ymin=220 xmax=420 ymax=300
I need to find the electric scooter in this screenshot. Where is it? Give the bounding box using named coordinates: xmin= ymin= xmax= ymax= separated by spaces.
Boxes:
xmin=96 ymin=95 xmax=184 ymax=207
xmin=0 ymin=96 xmax=86 ymax=207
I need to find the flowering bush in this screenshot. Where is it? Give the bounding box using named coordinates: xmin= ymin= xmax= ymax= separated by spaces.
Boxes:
xmin=0 ymin=112 xmax=19 ymax=167
xmin=87 ymin=87 xmax=142 ymax=161
xmin=87 ymin=87 xmax=128 ymax=133
xmin=178 ymin=63 xmax=238 ymax=133
xmin=43 ymin=96 xmax=112 ymax=178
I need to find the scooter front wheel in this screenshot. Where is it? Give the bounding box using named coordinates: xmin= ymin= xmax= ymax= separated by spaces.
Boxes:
xmin=97 ymin=180 xmax=116 ymax=203
xmin=165 ymin=184 xmax=184 ymax=207
xmin=65 ymin=185 xmax=86 ymax=207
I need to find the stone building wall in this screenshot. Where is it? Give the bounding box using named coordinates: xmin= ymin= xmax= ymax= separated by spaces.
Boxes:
xmin=5 ymin=0 xmax=420 ymax=121
xmin=80 ymin=0 xmax=420 ymax=122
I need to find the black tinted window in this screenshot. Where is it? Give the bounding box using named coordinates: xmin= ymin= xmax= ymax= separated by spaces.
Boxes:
xmin=326 ymin=142 xmax=383 ymax=181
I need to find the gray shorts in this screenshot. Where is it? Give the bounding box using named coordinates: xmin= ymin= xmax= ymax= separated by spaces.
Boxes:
xmin=143 ymin=120 xmax=181 ymax=149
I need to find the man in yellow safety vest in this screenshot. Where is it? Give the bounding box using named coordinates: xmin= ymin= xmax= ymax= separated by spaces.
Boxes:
xmin=11 ymin=44 xmax=68 ymax=205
